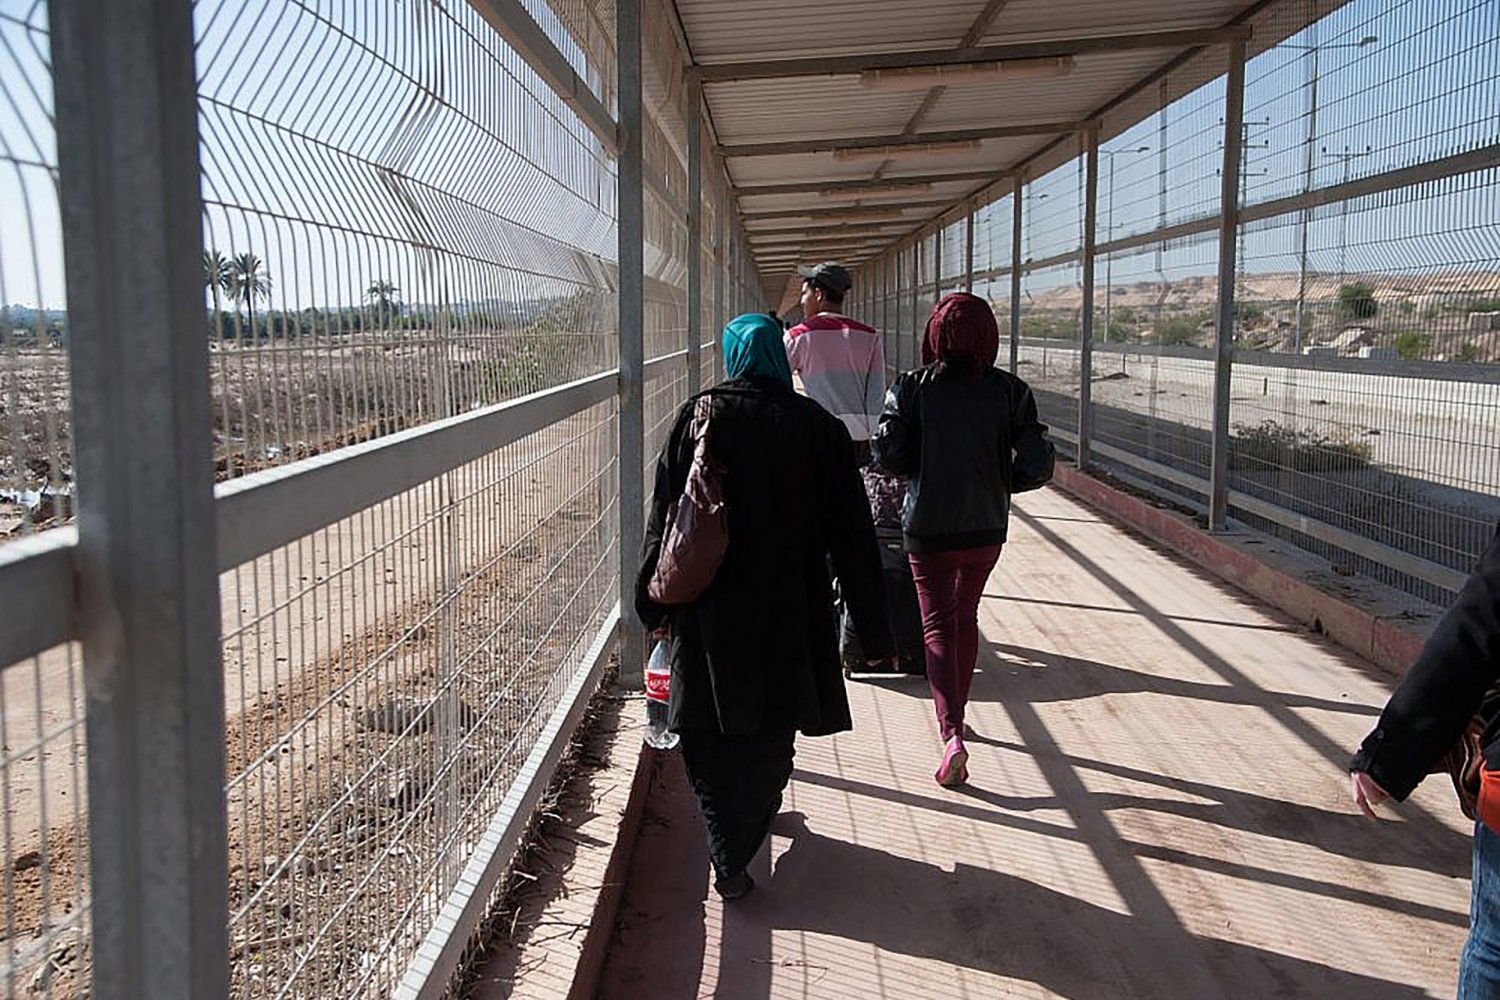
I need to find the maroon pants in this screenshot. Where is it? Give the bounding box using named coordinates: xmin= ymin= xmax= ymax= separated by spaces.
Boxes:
xmin=908 ymin=545 xmax=1002 ymax=741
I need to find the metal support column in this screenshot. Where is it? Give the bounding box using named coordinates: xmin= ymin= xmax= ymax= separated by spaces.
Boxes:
xmin=712 ymin=172 xmax=724 ymax=379
xmin=910 ymin=244 xmax=921 ymax=367
xmin=881 ymin=257 xmax=890 ymax=370
xmin=1210 ymin=38 xmax=1247 ymax=531
xmin=51 ymin=0 xmax=228 ymax=994
xmin=1009 ymin=176 xmax=1023 ymax=374
xmin=617 ymin=0 xmax=645 ymax=684
xmin=686 ymin=75 xmax=703 ymax=395
xmin=964 ymin=206 xmax=975 ymax=293
xmin=1078 ymin=123 xmax=1100 ymax=470
xmin=933 ymin=231 xmax=942 ymax=301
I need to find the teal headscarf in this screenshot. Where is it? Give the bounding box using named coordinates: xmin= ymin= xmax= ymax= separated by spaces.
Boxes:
xmin=722 ymin=313 xmax=793 ymax=389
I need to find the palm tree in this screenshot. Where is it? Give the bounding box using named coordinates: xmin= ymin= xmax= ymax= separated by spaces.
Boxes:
xmin=203 ymin=250 xmax=232 ymax=330
xmin=228 ymin=253 xmax=272 ymax=338
xmin=365 ymin=279 xmax=401 ymax=326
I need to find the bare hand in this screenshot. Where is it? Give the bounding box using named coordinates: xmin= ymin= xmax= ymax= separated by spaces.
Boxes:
xmin=1350 ymin=771 xmax=1391 ymax=820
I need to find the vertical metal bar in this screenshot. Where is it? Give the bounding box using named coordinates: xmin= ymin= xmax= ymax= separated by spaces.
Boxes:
xmin=1294 ymin=45 xmax=1319 ymax=355
xmin=1009 ymin=176 xmax=1023 ymax=374
xmin=712 ymin=170 xmax=724 ymax=378
xmin=1210 ymin=38 xmax=1247 ymax=532
xmin=686 ymin=75 xmax=702 ymax=395
xmin=910 ymin=243 xmax=920 ymax=367
xmin=617 ymin=0 xmax=645 ymax=685
xmin=880 ymin=257 xmax=889 ymax=365
xmin=50 ymin=0 xmax=229 ymax=995
xmin=1078 ymin=123 xmax=1100 ymax=470
xmin=932 ymin=230 xmax=942 ymax=301
xmin=964 ymin=206 xmax=975 ymax=293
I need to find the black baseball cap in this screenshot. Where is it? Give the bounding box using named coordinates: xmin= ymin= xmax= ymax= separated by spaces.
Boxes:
xmin=798 ymin=262 xmax=852 ymax=296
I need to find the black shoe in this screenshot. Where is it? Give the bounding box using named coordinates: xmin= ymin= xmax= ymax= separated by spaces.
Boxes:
xmin=714 ymin=871 xmax=755 ymax=901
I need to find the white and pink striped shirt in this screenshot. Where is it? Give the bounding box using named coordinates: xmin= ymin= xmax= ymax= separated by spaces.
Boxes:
xmin=784 ymin=313 xmax=887 ymax=442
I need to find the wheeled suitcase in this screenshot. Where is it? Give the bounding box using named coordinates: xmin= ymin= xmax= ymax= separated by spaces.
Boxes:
xmin=840 ymin=466 xmax=926 ymax=675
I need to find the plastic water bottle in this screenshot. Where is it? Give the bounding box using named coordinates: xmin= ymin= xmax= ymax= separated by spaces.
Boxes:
xmin=643 ymin=639 xmax=679 ymax=750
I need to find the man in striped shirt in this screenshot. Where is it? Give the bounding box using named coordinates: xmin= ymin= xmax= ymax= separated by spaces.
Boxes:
xmin=784 ymin=262 xmax=887 ymax=463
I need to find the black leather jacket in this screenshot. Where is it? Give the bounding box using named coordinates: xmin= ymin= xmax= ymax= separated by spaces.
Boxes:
xmin=1351 ymin=523 xmax=1500 ymax=800
xmin=871 ymin=362 xmax=1054 ymax=553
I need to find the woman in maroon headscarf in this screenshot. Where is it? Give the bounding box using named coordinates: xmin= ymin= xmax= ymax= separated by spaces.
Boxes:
xmin=871 ymin=293 xmax=1055 ymax=786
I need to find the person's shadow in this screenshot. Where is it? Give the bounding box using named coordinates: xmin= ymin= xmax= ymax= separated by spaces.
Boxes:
xmin=742 ymin=811 xmax=1436 ymax=999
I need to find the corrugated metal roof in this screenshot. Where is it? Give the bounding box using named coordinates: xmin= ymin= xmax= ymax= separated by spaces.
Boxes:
xmin=975 ymin=0 xmax=1251 ymax=43
xmin=678 ymin=0 xmax=982 ymax=63
xmin=920 ymin=49 xmax=1174 ymax=130
xmin=706 ymin=77 xmax=928 ymax=144
xmin=726 ymin=135 xmax=1048 ymax=187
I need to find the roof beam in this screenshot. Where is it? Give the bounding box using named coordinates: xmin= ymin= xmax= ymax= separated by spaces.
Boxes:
xmin=717 ymin=122 xmax=1078 ymax=158
xmin=695 ymin=26 xmax=1253 ymax=83
xmin=743 ymin=220 xmax=916 ymax=237
xmin=741 ymin=199 xmax=953 ymax=221
xmin=736 ymin=170 xmax=1006 ymax=196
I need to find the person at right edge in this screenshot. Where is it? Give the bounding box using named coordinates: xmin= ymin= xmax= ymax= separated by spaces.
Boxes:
xmin=636 ymin=313 xmax=895 ymax=901
xmin=872 ymin=293 xmax=1054 ymax=788
xmin=1350 ymin=522 xmax=1500 ymax=998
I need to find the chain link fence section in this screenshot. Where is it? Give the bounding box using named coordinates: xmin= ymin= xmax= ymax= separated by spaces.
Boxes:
xmin=195 ymin=0 xmax=620 ymax=484
xmin=192 ymin=0 xmax=623 ymax=995
xmin=221 ymin=401 xmax=617 ymax=998
xmin=0 ymin=7 xmax=89 ymax=997
xmin=1 ymin=3 xmax=70 ymax=548
xmin=861 ymin=0 xmax=1499 ymax=606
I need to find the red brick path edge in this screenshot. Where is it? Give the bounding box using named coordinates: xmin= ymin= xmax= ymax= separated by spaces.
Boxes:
xmin=1049 ymin=464 xmax=1429 ymax=678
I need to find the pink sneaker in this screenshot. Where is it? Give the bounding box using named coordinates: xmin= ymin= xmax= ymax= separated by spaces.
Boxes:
xmin=935 ymin=736 xmax=969 ymax=787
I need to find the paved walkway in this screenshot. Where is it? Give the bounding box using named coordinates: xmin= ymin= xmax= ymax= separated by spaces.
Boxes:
xmin=598 ymin=487 xmax=1471 ymax=999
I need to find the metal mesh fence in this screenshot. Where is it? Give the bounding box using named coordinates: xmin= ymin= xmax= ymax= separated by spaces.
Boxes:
xmin=195 ymin=0 xmax=622 ymax=483
xmin=0 ymin=0 xmax=754 ymax=991
xmin=0 ymin=7 xmax=89 ymax=996
xmin=194 ymin=0 xmax=628 ymax=995
xmin=861 ymin=0 xmax=1500 ymax=606
xmin=1 ymin=3 xmax=70 ymax=548
xmin=221 ymin=402 xmax=617 ymax=996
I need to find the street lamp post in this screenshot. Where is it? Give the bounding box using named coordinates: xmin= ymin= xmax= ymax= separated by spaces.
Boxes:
xmin=1325 ymin=144 xmax=1376 ymax=286
xmin=1101 ymin=145 xmax=1151 ymax=346
xmin=1282 ymin=34 xmax=1377 ymax=352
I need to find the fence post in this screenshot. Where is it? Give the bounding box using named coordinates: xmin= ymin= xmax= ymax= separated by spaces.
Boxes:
xmin=964 ymin=206 xmax=976 ymax=293
xmin=910 ymin=243 xmax=920 ymax=367
xmin=924 ymin=229 xmax=936 ymax=302
xmin=1079 ymin=122 xmax=1100 ymax=470
xmin=686 ymin=74 xmax=702 ymax=396
xmin=1010 ymin=175 xmax=1024 ymax=374
xmin=712 ymin=170 xmax=724 ymax=378
xmin=1210 ymin=38 xmax=1247 ymax=531
xmin=50 ymin=0 xmax=228 ymax=994
xmin=617 ymin=0 xmax=645 ymax=685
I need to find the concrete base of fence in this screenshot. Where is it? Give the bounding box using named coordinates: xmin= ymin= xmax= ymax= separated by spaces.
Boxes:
xmin=1052 ymin=464 xmax=1442 ymax=677
xmin=467 ymin=690 xmax=659 ymax=1000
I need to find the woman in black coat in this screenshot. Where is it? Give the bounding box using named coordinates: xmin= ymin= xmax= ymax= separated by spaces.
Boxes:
xmin=636 ymin=312 xmax=894 ymax=900
xmin=873 ymin=293 xmax=1054 ymax=788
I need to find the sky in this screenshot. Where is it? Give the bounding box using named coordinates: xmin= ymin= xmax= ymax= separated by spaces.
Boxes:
xmin=1 ymin=0 xmax=1497 ymax=313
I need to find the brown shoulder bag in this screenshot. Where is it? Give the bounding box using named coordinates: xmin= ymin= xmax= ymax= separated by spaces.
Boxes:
xmin=647 ymin=395 xmax=728 ymax=604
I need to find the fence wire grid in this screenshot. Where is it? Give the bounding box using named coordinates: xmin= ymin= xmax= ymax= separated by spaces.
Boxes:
xmin=0 ymin=0 xmax=747 ymax=995
xmin=858 ymin=0 xmax=1500 ymax=606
